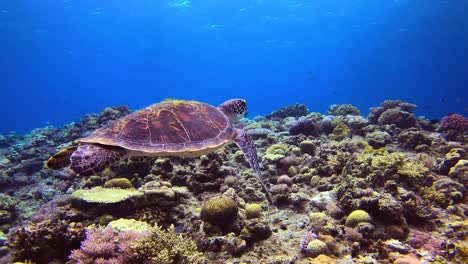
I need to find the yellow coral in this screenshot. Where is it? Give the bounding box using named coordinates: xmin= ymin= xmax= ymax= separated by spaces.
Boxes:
xmin=345 ymin=210 xmax=372 ymax=227
xmin=131 ymin=224 xmax=205 ymax=264
xmin=107 ymin=218 xmax=152 ymax=233
xmin=201 ymin=196 xmax=238 ymax=225
xmin=398 ymin=159 xmax=429 ymax=178
xmin=370 ymin=151 xmax=404 ymax=169
xmin=245 ymin=203 xmax=262 ymax=219
xmin=133 ymin=207 xmax=168 ymax=226
xmin=313 ymin=254 xmax=336 ymax=264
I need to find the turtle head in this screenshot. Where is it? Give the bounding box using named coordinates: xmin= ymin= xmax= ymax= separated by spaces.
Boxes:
xmin=218 ymin=99 xmax=247 ymax=123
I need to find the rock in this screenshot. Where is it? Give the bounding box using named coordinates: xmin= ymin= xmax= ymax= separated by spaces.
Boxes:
xmin=289 ymin=117 xmax=320 ymax=136
xmin=267 ymin=104 xmax=308 ymax=119
xmin=247 ymin=128 xmax=273 ymax=139
xmin=299 ymin=140 xmax=316 ymax=155
xmin=378 ymin=108 xmax=417 ymax=129
xmin=366 ymin=131 xmax=392 ymax=148
xmin=240 ymin=219 xmax=272 ymax=242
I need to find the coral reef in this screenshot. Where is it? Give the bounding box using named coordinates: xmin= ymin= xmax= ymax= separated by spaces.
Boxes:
xmin=0 ymin=100 xmax=466 ymax=263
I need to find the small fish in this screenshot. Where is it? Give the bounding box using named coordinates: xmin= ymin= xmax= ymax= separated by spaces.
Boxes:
xmin=239 ymin=8 xmax=247 ymax=12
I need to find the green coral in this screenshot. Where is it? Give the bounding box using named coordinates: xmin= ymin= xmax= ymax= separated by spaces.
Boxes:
xmin=245 ymin=203 xmax=262 ymax=219
xmin=345 ymin=210 xmax=372 ymax=227
xmin=107 ymin=218 xmax=152 ymax=233
xmin=72 ymin=187 xmax=143 ymax=203
xmin=131 ymin=224 xmax=205 ymax=264
xmin=103 ymin=178 xmax=133 ymax=189
xmin=329 ymin=123 xmax=351 ymax=141
xmin=264 ymin=143 xmax=289 ymax=161
xmin=201 ymin=196 xmax=238 ymax=225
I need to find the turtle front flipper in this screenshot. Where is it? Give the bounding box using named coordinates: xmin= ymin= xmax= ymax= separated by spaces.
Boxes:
xmin=234 ymin=128 xmax=273 ymax=204
xmin=70 ymin=144 xmax=129 ymax=176
xmin=46 ymin=146 xmax=78 ymax=170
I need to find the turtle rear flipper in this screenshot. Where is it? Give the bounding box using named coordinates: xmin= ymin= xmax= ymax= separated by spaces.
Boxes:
xmin=46 ymin=146 xmax=78 ymax=170
xmin=70 ymin=144 xmax=128 ymax=176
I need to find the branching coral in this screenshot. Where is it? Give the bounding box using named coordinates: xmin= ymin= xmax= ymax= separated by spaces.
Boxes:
xmin=397 ymin=159 xmax=429 ymax=178
xmin=131 ymin=224 xmax=205 ymax=264
xmin=69 ymin=226 xmax=146 ymax=264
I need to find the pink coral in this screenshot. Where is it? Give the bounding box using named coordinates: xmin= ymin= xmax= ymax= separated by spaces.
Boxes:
xmin=440 ymin=113 xmax=468 ymax=132
xmin=299 ymin=231 xmax=318 ymax=253
xmin=69 ymin=226 xmax=146 ymax=264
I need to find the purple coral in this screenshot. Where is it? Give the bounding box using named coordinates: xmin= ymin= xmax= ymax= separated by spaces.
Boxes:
xmin=299 ymin=231 xmax=318 ymax=253
xmin=289 ymin=117 xmax=320 ymax=136
xmin=440 ymin=113 xmax=468 ymax=132
xmin=69 ymin=226 xmax=146 ymax=264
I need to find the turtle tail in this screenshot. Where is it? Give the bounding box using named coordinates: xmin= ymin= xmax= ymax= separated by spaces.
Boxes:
xmin=70 ymin=144 xmax=129 ymax=176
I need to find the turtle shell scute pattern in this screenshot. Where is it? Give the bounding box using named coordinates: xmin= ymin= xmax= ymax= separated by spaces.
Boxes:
xmin=79 ymin=100 xmax=235 ymax=153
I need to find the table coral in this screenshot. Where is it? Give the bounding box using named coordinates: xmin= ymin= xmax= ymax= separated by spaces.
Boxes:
xmin=71 ymin=187 xmax=143 ymax=204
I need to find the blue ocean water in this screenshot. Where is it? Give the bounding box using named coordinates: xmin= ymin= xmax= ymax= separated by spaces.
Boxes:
xmin=1 ymin=0 xmax=467 ymax=134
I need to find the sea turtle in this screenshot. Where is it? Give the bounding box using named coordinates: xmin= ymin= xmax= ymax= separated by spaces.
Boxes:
xmin=46 ymin=99 xmax=272 ymax=203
